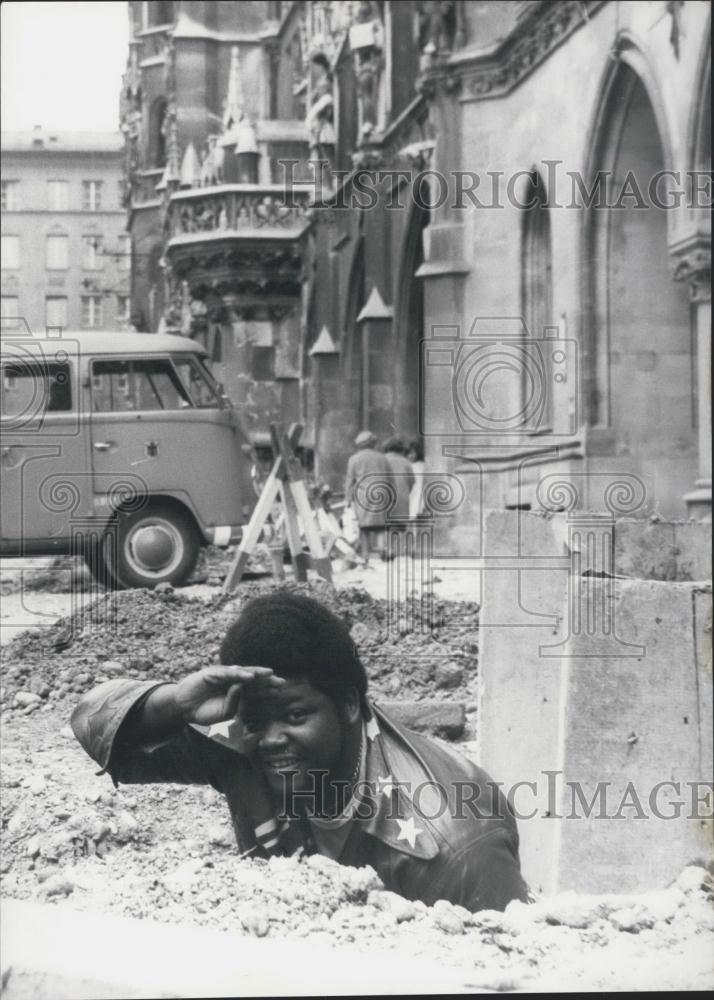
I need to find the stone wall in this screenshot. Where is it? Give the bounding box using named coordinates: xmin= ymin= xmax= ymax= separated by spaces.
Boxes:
xmin=477 ymin=510 xmax=713 ymax=895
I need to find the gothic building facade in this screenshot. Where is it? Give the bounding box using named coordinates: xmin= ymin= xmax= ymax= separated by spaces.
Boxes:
xmin=123 ymin=0 xmax=711 ymax=525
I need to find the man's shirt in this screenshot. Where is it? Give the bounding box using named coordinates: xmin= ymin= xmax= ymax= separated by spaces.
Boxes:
xmin=71 ymin=680 xmax=530 ymax=913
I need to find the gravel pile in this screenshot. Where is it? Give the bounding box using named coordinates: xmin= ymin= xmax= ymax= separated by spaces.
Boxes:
xmin=0 ymin=582 xmax=478 ymax=718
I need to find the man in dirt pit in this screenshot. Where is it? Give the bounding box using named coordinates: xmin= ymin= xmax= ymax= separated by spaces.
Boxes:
xmin=72 ymin=591 xmax=529 ymax=913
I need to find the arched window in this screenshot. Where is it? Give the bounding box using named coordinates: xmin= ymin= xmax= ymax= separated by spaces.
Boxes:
xmin=584 ymin=60 xmax=694 ymax=515
xmin=149 ymin=98 xmax=167 ymax=168
xmin=521 ymin=170 xmax=553 ymax=426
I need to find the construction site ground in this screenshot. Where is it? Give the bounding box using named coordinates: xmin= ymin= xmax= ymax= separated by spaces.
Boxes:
xmin=0 ymin=555 xmax=712 ymax=994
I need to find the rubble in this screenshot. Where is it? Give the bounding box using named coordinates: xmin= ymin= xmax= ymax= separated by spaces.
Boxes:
xmin=0 ymin=582 xmax=479 ymax=737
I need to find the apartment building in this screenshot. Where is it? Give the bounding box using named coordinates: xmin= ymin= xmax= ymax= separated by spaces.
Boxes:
xmin=1 ymin=128 xmax=131 ymax=335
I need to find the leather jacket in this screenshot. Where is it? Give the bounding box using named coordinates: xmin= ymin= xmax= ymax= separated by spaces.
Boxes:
xmin=72 ymin=679 xmax=530 ymax=913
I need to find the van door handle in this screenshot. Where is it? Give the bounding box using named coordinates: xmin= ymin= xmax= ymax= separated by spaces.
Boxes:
xmin=93 ymin=441 xmax=113 ymax=452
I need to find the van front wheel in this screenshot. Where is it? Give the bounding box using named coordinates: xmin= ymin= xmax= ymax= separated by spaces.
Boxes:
xmin=87 ymin=504 xmax=200 ymax=590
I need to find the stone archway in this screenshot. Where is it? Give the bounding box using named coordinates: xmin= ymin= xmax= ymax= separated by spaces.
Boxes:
xmin=585 ymin=62 xmax=695 ymax=515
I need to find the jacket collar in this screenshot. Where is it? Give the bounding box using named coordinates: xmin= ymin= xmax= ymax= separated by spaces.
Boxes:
xmin=191 ymin=700 xmax=439 ymax=862
xmin=359 ymin=704 xmax=439 ymax=860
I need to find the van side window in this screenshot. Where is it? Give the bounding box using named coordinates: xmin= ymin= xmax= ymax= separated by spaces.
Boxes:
xmin=1 ymin=361 xmax=72 ymax=418
xmin=91 ymin=358 xmax=193 ymax=412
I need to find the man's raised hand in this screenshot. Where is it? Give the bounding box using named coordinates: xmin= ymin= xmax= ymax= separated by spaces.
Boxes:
xmin=173 ymin=666 xmax=284 ymax=726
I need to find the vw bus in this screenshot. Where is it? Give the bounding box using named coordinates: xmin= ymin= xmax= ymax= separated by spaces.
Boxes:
xmin=0 ymin=329 xmax=257 ymax=588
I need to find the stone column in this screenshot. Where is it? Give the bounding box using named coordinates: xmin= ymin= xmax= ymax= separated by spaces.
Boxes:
xmin=672 ymin=233 xmax=711 ymax=520
xmin=355 ymin=286 xmax=393 ymax=434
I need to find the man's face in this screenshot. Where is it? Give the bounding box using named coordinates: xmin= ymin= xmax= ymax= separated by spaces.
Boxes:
xmin=238 ymin=677 xmax=345 ymax=796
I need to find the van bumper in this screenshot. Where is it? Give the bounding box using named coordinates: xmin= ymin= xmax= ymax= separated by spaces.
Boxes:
xmin=209 ymin=525 xmax=242 ymax=548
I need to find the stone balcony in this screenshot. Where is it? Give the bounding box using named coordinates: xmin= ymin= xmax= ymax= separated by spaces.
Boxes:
xmin=164 ymin=183 xmax=316 ymax=301
xmin=166 ymin=183 xmax=314 ymax=243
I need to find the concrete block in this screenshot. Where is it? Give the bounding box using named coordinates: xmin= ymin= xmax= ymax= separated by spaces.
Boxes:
xmin=479 ymin=569 xmax=714 ymax=895
xmin=477 ymin=510 xmax=569 ymax=895
xmin=694 ymin=589 xmax=713 ymax=781
xmin=556 ymin=580 xmax=714 ymax=894
xmin=614 ymin=520 xmax=678 ymax=580
xmin=378 ymin=699 xmax=466 ymax=739
xmin=673 ymin=523 xmax=713 ymax=581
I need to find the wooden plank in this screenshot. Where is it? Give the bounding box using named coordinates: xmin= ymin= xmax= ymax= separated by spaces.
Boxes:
xmin=280 ymin=484 xmax=308 ymax=582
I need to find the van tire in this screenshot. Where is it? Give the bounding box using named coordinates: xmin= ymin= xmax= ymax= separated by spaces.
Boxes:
xmin=86 ymin=504 xmax=200 ymax=590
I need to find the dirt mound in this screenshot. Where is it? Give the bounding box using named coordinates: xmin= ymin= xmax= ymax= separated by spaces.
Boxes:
xmin=0 ymin=582 xmax=478 ymax=719
xmin=2 ymin=716 xmax=712 ymax=991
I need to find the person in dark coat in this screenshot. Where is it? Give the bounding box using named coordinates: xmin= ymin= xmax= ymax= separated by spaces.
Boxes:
xmin=382 ymin=437 xmax=415 ymax=523
xmin=344 ymin=430 xmax=394 ymax=564
xmin=71 ymin=592 xmax=530 ymax=913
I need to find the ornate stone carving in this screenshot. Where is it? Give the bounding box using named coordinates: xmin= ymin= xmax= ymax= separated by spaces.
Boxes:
xmin=169 ymin=189 xmax=312 ymax=238
xmin=448 ymin=0 xmax=605 ymax=103
xmin=671 ymin=235 xmax=711 ymax=303
xmin=307 ymin=52 xmax=336 ymax=161
xmin=119 ymin=45 xmax=144 ymax=208
xmin=169 ymin=242 xmax=305 ymax=299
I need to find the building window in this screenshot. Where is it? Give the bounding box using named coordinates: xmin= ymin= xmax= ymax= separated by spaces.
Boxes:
xmin=117 ymin=295 xmax=131 ymax=326
xmin=82 ymin=235 xmax=104 ymax=270
xmin=145 ymin=1 xmax=175 ymax=28
xmin=82 ymin=181 xmax=103 ymax=211
xmin=1 ymin=181 xmax=20 ymax=211
xmin=45 ymin=296 xmax=68 ymax=328
xmin=82 ymin=295 xmax=103 ymax=328
xmin=1 ymin=296 xmax=20 ymax=329
xmin=46 ymin=234 xmax=69 ymax=270
xmin=1 ymin=235 xmax=20 ymax=269
xmin=118 ymin=234 xmax=132 ymax=271
xmin=47 ymin=180 xmax=69 ymax=211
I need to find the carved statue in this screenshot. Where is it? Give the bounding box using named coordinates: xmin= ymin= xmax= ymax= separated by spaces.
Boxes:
xmin=417 ymin=0 xmax=456 ymax=57
xmin=307 ymin=52 xmax=336 ymax=154
xmin=355 ymin=49 xmax=382 ymax=135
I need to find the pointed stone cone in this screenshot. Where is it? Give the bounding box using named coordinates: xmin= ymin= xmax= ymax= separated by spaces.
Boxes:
xmin=309 ymin=326 xmax=338 ymax=356
xmin=356 ymin=286 xmax=393 ymax=322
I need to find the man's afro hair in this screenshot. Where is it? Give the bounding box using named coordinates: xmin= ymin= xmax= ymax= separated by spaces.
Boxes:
xmin=219 ymin=591 xmax=368 ymax=712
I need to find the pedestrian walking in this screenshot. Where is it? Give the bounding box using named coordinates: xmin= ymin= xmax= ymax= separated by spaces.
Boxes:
xmin=344 ymin=430 xmax=394 ymax=564
xmin=382 ymin=437 xmax=414 ymax=522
